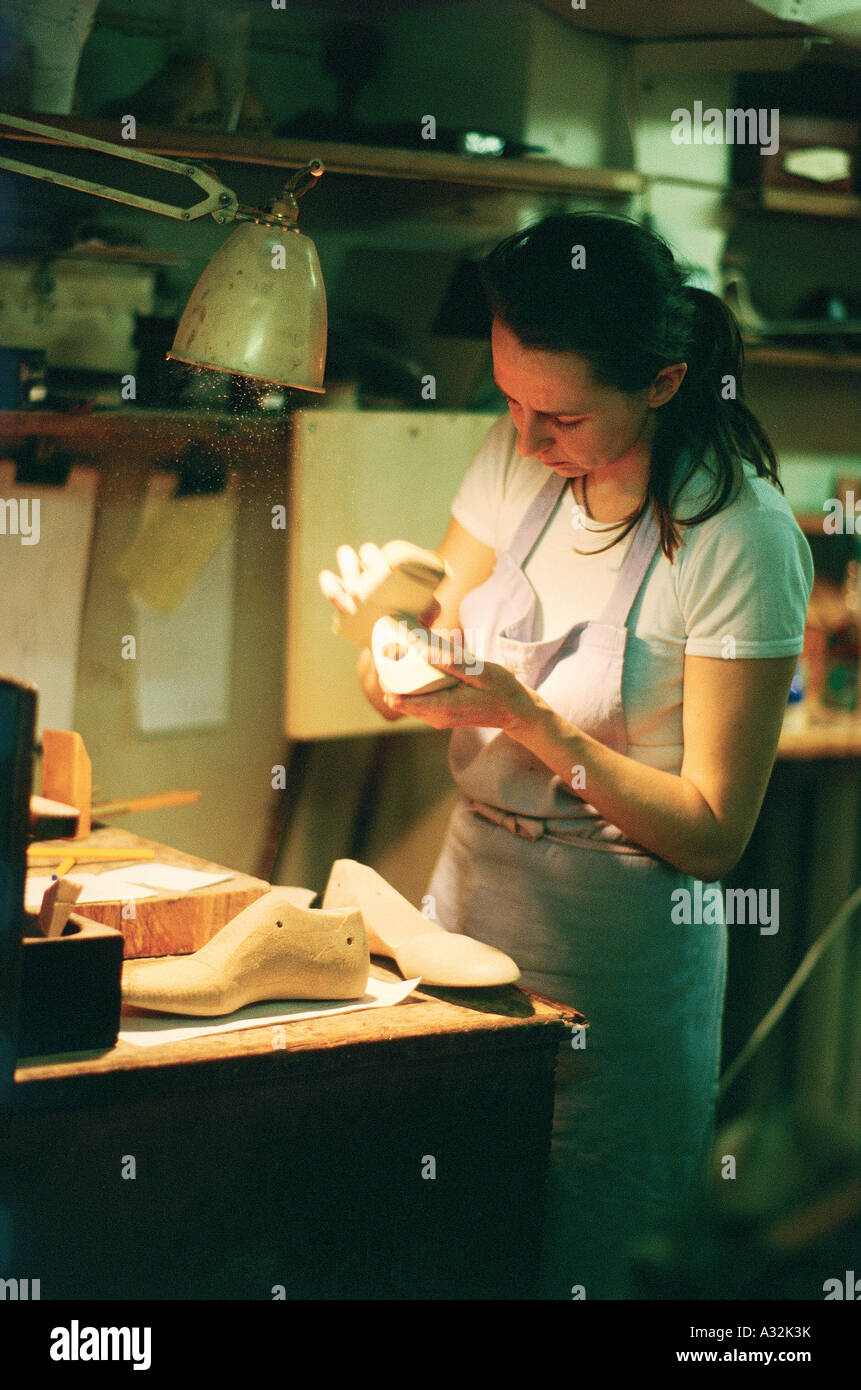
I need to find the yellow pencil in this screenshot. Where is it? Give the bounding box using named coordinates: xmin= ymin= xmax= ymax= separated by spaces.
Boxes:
xmin=27 ymin=846 xmax=156 ymax=862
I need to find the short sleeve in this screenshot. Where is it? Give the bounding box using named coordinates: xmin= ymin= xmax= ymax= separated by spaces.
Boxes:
xmin=449 ymin=413 xmax=512 ymax=550
xmin=675 ymin=487 xmax=814 ymax=658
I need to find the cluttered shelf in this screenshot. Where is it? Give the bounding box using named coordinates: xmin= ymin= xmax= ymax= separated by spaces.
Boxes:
xmin=778 ymin=717 xmax=861 ymax=760
xmin=0 ymin=409 xmax=290 ymax=490
xmin=731 ymin=186 xmax=861 ymax=223
xmin=744 ymin=345 xmax=861 ymax=373
xmin=0 ymin=408 xmax=289 ymax=443
xmin=0 ymin=112 xmax=645 ymax=198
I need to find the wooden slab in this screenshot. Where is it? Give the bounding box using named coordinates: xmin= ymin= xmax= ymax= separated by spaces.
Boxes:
xmin=42 ymin=729 xmax=92 ymax=837
xmin=26 ymin=828 xmax=271 ymax=959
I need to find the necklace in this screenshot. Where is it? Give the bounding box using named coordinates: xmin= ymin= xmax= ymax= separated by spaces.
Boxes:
xmin=572 ymin=474 xmax=598 ymax=522
xmin=572 ymin=474 xmax=645 ymax=531
xmin=581 ymin=472 xmax=594 ymax=520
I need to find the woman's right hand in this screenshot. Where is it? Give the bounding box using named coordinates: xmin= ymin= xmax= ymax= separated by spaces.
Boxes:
xmin=357 ymin=644 xmax=403 ymax=721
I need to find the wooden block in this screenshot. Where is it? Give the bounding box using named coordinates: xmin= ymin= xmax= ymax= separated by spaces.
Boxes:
xmin=41 ymin=730 xmax=92 ymax=838
xmin=26 ymin=828 xmax=271 ymax=958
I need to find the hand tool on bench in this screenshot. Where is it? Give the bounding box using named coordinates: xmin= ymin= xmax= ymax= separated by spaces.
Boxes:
xmin=30 ymin=785 xmax=201 ymax=838
xmin=37 ymin=876 xmax=83 ymax=938
xmin=91 ymin=789 xmax=201 ymax=818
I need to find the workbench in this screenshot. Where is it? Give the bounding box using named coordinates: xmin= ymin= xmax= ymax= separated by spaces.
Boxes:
xmin=6 ymin=837 xmax=573 ymax=1300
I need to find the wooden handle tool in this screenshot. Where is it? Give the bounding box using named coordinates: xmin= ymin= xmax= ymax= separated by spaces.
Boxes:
xmin=37 ymin=876 xmax=83 ymax=938
xmin=91 ymin=789 xmax=200 ymax=818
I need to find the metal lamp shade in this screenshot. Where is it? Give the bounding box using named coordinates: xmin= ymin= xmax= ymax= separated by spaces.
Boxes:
xmin=168 ymin=221 xmax=327 ymax=392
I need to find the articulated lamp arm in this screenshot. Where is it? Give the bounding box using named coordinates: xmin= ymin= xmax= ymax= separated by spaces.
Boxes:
xmin=0 ymin=111 xmax=241 ymax=223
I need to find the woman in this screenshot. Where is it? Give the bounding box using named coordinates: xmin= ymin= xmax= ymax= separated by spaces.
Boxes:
xmin=321 ymin=213 xmax=814 ymax=1299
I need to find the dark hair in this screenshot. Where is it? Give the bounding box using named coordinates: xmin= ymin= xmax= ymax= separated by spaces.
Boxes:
xmin=479 ymin=212 xmax=781 ymax=561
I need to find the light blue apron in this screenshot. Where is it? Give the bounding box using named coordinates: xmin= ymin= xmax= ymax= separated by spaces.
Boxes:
xmin=426 ymin=470 xmax=727 ymax=1299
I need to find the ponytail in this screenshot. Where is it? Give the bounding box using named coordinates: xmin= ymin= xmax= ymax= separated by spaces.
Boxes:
xmin=648 ymin=287 xmax=781 ymax=561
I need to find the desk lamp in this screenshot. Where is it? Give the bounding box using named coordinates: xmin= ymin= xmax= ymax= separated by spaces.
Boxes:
xmin=0 ymin=112 xmax=327 ymax=391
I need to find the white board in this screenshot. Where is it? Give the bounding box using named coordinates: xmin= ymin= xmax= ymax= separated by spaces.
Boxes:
xmin=0 ymin=462 xmax=98 ymax=738
xmin=115 ymin=473 xmax=238 ymax=736
xmin=286 ymin=410 xmax=497 ymax=739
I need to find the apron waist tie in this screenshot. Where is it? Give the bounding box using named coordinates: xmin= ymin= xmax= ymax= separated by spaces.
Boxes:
xmin=467 ymin=799 xmax=546 ymax=841
xmin=467 ymin=797 xmax=657 ymax=857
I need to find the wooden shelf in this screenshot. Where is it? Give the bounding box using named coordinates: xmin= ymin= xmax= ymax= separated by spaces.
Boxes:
xmin=0 ymin=113 xmax=645 ymax=198
xmin=0 ymin=410 xmax=290 ymax=492
xmin=778 ymin=717 xmax=861 ymax=760
xmin=745 ymin=344 xmax=861 ymax=372
xmin=795 ymin=513 xmax=830 ymax=537
xmin=0 ymin=409 xmax=290 ymax=444
xmin=733 ymin=186 xmax=861 ymax=222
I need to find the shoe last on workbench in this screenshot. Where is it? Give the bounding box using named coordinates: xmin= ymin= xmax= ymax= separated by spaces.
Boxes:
xmin=121 ymin=889 xmax=369 ymax=1016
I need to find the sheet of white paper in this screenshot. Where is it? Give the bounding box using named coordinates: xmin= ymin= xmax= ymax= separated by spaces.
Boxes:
xmin=94 ymin=862 xmax=235 ymax=892
xmin=131 ymin=524 xmax=234 ymax=734
xmin=24 ymin=873 xmax=159 ymax=912
xmin=0 ymin=464 xmax=98 ymax=737
xmin=119 ymin=975 xmax=421 ymax=1047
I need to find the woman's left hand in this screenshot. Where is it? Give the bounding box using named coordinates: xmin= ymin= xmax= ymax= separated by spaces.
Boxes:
xmin=381 ymin=646 xmax=537 ymax=734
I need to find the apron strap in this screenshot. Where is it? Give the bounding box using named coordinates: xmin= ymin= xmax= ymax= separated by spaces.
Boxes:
xmin=597 ymin=441 xmax=694 ymax=627
xmin=598 ymin=502 xmax=661 ymax=629
xmin=507 ymin=473 xmax=568 ymax=567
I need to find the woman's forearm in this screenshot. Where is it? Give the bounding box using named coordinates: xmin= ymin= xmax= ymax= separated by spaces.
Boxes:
xmin=506 ymin=692 xmax=731 ymax=880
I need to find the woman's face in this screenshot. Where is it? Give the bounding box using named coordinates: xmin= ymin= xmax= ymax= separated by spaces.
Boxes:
xmin=491 ymin=317 xmax=666 ymax=480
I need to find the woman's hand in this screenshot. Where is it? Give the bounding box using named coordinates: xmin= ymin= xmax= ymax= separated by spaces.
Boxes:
xmin=357 ymin=645 xmax=404 ymax=722
xmin=319 ymin=543 xmax=441 ymax=628
xmin=381 ymin=645 xmax=538 ymax=733
xmin=320 ymin=543 xmax=441 ymax=721
xmin=318 ymin=542 xmax=379 ymax=621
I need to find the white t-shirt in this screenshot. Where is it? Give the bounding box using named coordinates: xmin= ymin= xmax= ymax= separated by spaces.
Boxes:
xmin=450 ymin=413 xmax=814 ymax=774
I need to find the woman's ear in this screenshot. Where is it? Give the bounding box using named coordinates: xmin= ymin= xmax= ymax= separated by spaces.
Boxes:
xmin=649 ymin=361 xmax=687 ymax=408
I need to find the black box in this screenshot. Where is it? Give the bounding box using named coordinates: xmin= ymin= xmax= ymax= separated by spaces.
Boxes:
xmin=17 ymin=912 xmax=124 ymax=1058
